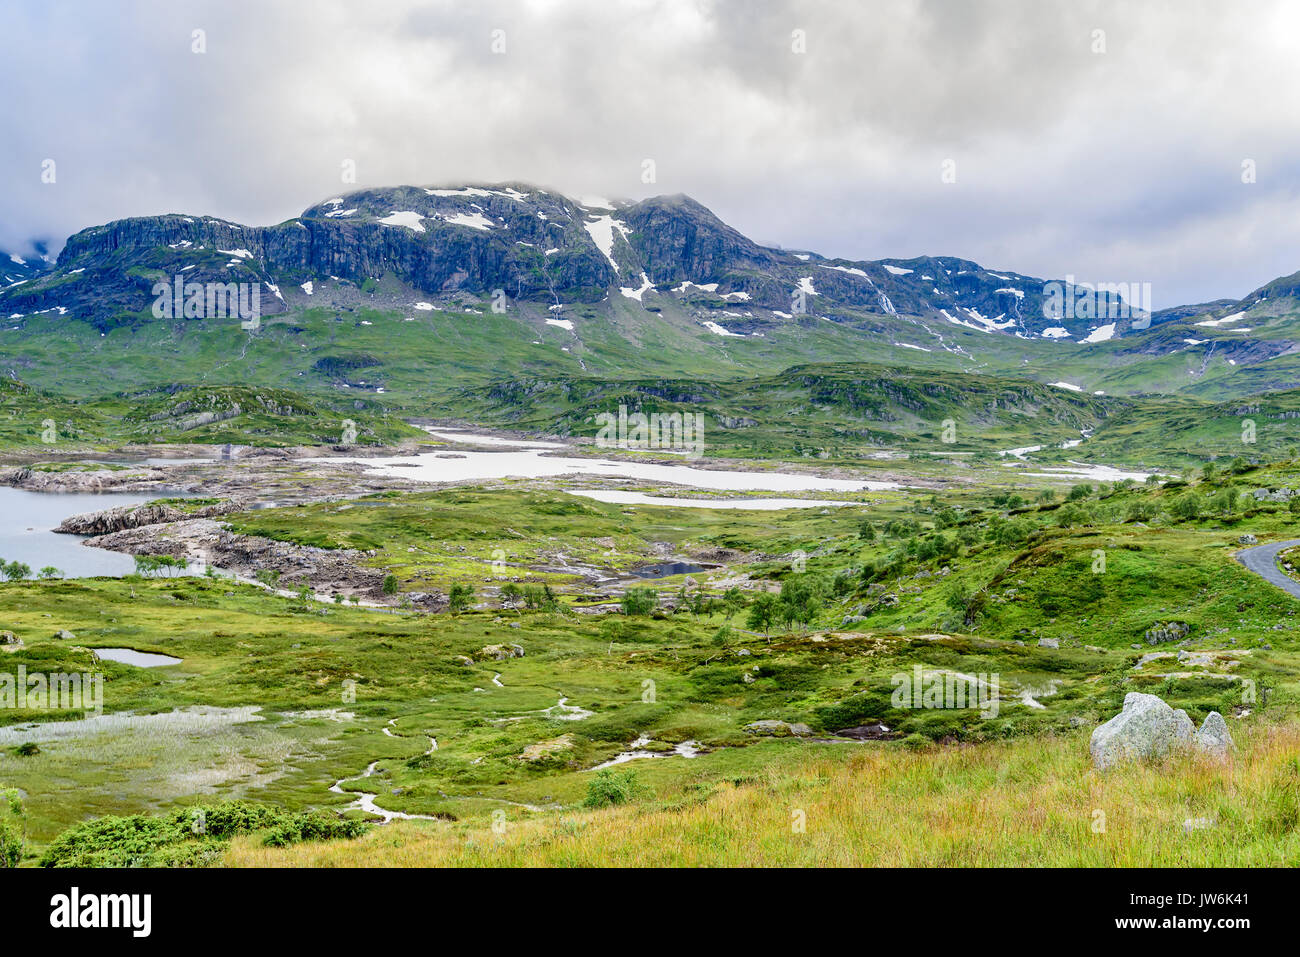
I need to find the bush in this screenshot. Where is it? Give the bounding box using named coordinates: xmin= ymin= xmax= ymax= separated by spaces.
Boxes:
xmin=0 ymin=789 xmax=25 ymax=868
xmin=583 ymin=769 xmax=645 ymax=808
xmin=38 ymin=800 xmax=368 ymax=867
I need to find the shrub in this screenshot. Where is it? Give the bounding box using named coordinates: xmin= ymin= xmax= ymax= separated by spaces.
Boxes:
xmin=38 ymin=801 xmax=368 ymax=867
xmin=0 ymin=789 xmax=24 ymax=868
xmin=583 ymin=769 xmax=645 ymax=808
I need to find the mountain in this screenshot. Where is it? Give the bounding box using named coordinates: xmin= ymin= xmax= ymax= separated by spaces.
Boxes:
xmin=1 ymin=244 xmax=52 ymax=288
xmin=3 ymin=182 xmax=1300 ymax=408
xmin=2 ymin=183 xmax=1139 ymax=342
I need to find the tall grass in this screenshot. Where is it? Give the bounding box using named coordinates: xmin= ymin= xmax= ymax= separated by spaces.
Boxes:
xmin=226 ymin=722 xmax=1300 ymax=867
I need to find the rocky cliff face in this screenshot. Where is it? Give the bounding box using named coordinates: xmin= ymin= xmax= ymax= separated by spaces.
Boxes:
xmin=2 ymin=181 xmax=1150 ymax=341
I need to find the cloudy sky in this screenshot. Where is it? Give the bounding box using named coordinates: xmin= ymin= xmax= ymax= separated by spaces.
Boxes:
xmin=3 ymin=0 xmax=1299 ymax=306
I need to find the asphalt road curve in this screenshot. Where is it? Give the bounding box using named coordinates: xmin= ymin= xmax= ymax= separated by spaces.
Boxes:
xmin=1235 ymin=538 xmax=1300 ymax=601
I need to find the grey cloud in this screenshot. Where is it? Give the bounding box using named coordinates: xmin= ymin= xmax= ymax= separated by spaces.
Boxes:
xmin=1 ymin=0 xmax=1297 ymax=306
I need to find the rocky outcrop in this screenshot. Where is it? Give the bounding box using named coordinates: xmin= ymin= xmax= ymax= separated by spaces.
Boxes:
xmin=475 ymin=643 xmax=524 ymax=661
xmin=0 ymin=466 xmax=165 ymax=493
xmin=56 ymin=501 xmax=241 ymax=535
xmin=1144 ymin=621 xmax=1191 ymax=645
xmin=83 ymin=518 xmax=440 ymax=607
xmin=1091 ymin=693 xmax=1234 ymax=768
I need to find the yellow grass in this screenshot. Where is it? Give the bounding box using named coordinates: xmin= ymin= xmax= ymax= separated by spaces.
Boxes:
xmin=225 ymin=723 xmax=1300 ymax=867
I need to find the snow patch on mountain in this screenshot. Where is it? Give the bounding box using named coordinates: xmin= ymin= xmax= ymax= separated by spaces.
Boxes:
xmin=583 ymin=215 xmax=629 ymax=272
xmin=441 ymin=210 xmax=494 ymax=231
xmin=379 ymin=211 xmax=426 ymax=233
xmin=619 ymin=273 xmax=654 ymax=301
xmin=820 ymin=264 xmax=874 ymax=282
xmin=1196 ymin=311 xmax=1247 ymax=327
xmin=1081 ymin=323 xmax=1116 ymax=343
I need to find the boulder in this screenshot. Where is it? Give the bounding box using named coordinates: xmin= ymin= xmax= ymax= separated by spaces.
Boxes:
xmin=0 ymin=630 xmax=18 ymax=645
xmin=743 ymin=719 xmax=813 ymax=737
xmin=1237 ymin=533 xmax=1259 ymax=545
xmin=1037 ymin=637 xmax=1059 ymax=649
xmin=52 ymin=629 xmax=75 ymax=641
xmin=1090 ymin=692 xmax=1194 ymax=769
xmin=1193 ymin=711 xmax=1234 ymax=758
xmin=476 ymin=643 xmax=524 ymax=661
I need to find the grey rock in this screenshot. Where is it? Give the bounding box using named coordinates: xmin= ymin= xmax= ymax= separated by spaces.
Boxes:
xmin=476 ymin=643 xmax=524 ymax=661
xmin=1090 ymin=692 xmax=1195 ymax=769
xmin=1193 ymin=711 xmax=1234 ymax=758
xmin=1237 ymin=533 xmax=1258 ymax=545
xmin=1037 ymin=637 xmax=1059 ymax=649
xmin=52 ymin=629 xmax=75 ymax=640
xmin=1144 ymin=621 xmax=1190 ymax=645
xmin=743 ymin=719 xmax=813 ymax=737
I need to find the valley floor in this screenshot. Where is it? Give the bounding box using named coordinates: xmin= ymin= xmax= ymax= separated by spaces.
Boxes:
xmin=2 ymin=428 xmax=1299 ymax=868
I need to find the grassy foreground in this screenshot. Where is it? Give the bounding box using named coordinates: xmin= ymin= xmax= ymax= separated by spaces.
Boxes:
xmin=225 ymin=721 xmax=1300 ymax=867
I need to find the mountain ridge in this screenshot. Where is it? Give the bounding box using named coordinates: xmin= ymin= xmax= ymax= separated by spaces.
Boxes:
xmin=5 ymin=182 xmax=1152 ymax=342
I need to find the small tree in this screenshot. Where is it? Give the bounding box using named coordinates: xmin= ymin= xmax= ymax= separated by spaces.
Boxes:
xmin=37 ymin=566 xmax=62 ymax=580
xmin=448 ymin=583 xmax=474 ymax=614
xmin=381 ymin=574 xmax=399 ymax=596
xmin=722 ymin=587 xmax=747 ymax=621
xmin=746 ymin=592 xmax=779 ymax=636
xmin=1 ymin=561 xmax=31 ymax=582
xmin=620 ymin=587 xmax=657 ymax=617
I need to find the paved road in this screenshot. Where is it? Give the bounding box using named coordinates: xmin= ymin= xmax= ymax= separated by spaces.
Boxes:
xmin=1235 ymin=538 xmax=1300 ymax=600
